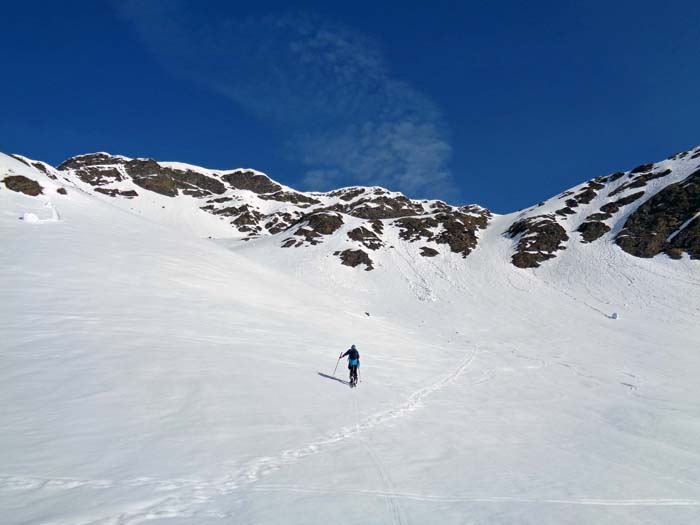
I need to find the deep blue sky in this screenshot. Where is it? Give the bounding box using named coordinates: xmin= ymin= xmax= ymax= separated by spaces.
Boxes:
xmin=2 ymin=0 xmax=698 ymax=212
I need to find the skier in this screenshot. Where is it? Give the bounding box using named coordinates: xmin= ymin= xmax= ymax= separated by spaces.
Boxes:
xmin=340 ymin=344 xmax=360 ymax=387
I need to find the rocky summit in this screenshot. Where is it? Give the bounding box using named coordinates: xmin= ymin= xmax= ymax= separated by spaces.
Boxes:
xmin=4 ymin=145 xmax=700 ymax=270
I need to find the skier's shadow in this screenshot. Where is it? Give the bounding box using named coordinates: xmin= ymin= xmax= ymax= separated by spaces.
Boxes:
xmin=317 ymin=372 xmax=349 ymax=385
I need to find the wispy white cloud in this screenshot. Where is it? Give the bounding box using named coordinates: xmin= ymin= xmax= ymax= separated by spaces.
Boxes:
xmin=118 ymin=3 xmax=458 ymax=200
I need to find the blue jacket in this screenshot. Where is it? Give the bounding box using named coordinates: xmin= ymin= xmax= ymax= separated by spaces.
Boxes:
xmin=342 ymin=348 xmax=360 ymax=365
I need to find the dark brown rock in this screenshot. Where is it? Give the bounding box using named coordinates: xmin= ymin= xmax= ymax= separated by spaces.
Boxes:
xmin=345 ymin=195 xmax=422 ymax=219
xmin=221 ymin=170 xmax=282 ymax=194
xmin=347 ymin=226 xmax=383 ymax=250
xmin=333 ymin=188 xmax=365 ymax=201
xmin=3 ymin=175 xmax=43 ymax=196
xmin=334 ymin=249 xmax=374 ymax=270
xmin=73 ymin=166 xmax=124 ymax=186
xmin=394 ymin=216 xmax=439 ymax=241
xmin=258 ymin=191 xmax=320 ymax=206
xmin=630 ymin=163 xmax=654 ymax=174
xmin=369 ymin=220 xmax=384 ymax=234
xmin=10 ymin=155 xmax=57 ymax=179
xmin=95 ymin=187 xmax=138 ymax=198
xmin=665 ymin=247 xmax=684 ymax=259
xmin=577 ymin=221 xmax=611 ymax=243
xmin=394 ymin=210 xmax=487 ymax=258
xmin=616 ymin=169 xmax=700 ymax=258
xmin=420 ymin=246 xmax=439 ymax=257
xmin=584 ymin=212 xmax=613 ymax=221
xmin=599 ymin=191 xmax=645 ymax=214
xmin=668 ymin=151 xmax=689 ymax=161
xmin=306 ymin=213 xmax=344 ymax=235
xmin=265 ymin=212 xmax=296 ymax=235
xmin=57 ymin=153 xmax=127 ymax=170
xmin=610 ymin=169 xmax=672 ymax=197
xmin=283 ymin=212 xmax=344 ymax=247
xmin=555 ymin=207 xmax=576 ymax=217
xmin=507 ymin=215 xmax=569 ymax=268
xmin=132 ymin=173 xmax=178 ymax=197
xmin=432 ymin=212 xmax=484 ymax=257
xmin=667 ymin=217 xmax=700 ymax=259
xmin=208 ymin=196 xmax=232 ymax=204
xmin=574 ymin=187 xmax=598 ymax=204
xmin=56 ymin=187 xmax=67 ymax=195
xmin=169 ymin=169 xmax=226 ymax=195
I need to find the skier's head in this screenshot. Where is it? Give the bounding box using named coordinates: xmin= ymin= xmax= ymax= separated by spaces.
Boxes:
xmin=351 ymin=344 xmax=356 ymax=350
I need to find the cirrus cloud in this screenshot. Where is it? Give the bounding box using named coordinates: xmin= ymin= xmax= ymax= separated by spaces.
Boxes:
xmin=118 ymin=3 xmax=458 ymax=200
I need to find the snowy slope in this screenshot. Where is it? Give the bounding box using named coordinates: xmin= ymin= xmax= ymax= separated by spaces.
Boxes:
xmin=2 ymin=151 xmax=700 ymax=524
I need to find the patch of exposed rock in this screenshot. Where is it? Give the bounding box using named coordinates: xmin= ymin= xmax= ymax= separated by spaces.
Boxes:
xmin=577 ymin=221 xmax=611 ymax=243
xmin=258 ymin=191 xmax=320 ymax=206
xmin=616 ymin=168 xmax=700 ymax=259
xmin=420 ymin=246 xmax=439 ymax=257
xmin=609 ymin=166 xmax=672 ymax=197
xmin=334 ymin=249 xmax=374 ymax=271
xmin=599 ymin=191 xmax=645 ymax=215
xmin=394 ymin=209 xmax=489 ymax=258
xmin=132 ymin=172 xmax=179 ymax=197
xmin=95 ymin=188 xmax=139 ymax=198
xmin=10 ymin=155 xmax=57 ymax=179
xmin=347 ymin=226 xmax=384 ymax=250
xmin=59 ymin=154 xmax=227 ymax=197
xmin=57 ymin=153 xmax=126 ymax=171
xmin=282 ymin=212 xmax=344 ymax=247
xmin=221 ymin=170 xmax=282 ymax=194
xmin=507 ymin=215 xmax=569 ymax=268
xmin=555 ymin=180 xmax=606 ymax=218
xmin=264 ymin=212 xmax=297 ymax=235
xmin=3 ymin=175 xmax=43 ymax=196
xmin=575 ymin=191 xmax=647 ymax=242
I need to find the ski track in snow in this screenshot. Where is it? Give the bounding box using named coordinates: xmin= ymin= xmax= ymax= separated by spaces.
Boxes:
xmin=353 ymin=393 xmax=406 ymax=525
xmin=250 ymin=485 xmax=700 ymax=507
xmin=220 ymin=344 xmax=481 ymax=491
xmin=6 ymin=342 xmax=697 ymax=523
xmin=0 ymin=345 xmax=481 ymax=523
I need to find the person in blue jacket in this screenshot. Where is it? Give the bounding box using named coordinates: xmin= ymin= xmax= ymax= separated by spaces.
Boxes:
xmin=340 ymin=344 xmax=360 ymax=387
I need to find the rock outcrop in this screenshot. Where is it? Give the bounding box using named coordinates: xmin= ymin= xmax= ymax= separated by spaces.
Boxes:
xmin=616 ymin=168 xmax=700 ymax=259
xmin=9 ymin=143 xmax=699 ymax=272
xmin=3 ymin=175 xmax=43 ymax=196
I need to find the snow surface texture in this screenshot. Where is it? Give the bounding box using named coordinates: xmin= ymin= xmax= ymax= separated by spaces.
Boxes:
xmin=2 ymin=152 xmax=700 ymax=524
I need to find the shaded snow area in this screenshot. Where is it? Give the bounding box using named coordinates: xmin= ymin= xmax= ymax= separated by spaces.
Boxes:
xmin=2 ymin=153 xmax=700 ymax=524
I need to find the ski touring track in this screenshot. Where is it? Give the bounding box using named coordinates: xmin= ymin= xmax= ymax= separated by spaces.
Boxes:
xmin=3 ymin=343 xmax=700 ymax=522
xmin=353 ymin=391 xmax=406 ymax=525
xmin=250 ymin=485 xmax=700 ymax=507
xmin=0 ymin=344 xmax=480 ymax=524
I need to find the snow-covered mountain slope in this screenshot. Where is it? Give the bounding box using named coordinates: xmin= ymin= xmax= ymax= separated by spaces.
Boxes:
xmin=8 ymin=145 xmax=700 ymax=275
xmin=503 ymin=146 xmax=700 ymax=267
xmin=2 ymin=150 xmax=700 ymax=524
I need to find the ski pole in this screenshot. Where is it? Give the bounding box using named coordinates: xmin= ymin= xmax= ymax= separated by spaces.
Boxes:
xmin=332 ymin=353 xmax=342 ymax=376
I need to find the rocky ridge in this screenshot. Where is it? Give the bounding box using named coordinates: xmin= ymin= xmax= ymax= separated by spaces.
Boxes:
xmin=504 ymin=145 xmax=700 ymax=266
xmin=9 ymin=152 xmax=492 ymax=271
xmin=4 ymin=145 xmax=700 ymax=269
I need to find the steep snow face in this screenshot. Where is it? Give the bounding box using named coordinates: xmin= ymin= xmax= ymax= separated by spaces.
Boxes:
xmin=3 ymin=150 xmax=700 ymax=524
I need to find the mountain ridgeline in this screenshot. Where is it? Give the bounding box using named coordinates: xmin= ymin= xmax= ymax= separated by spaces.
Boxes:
xmin=3 ymin=146 xmax=700 ymax=270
